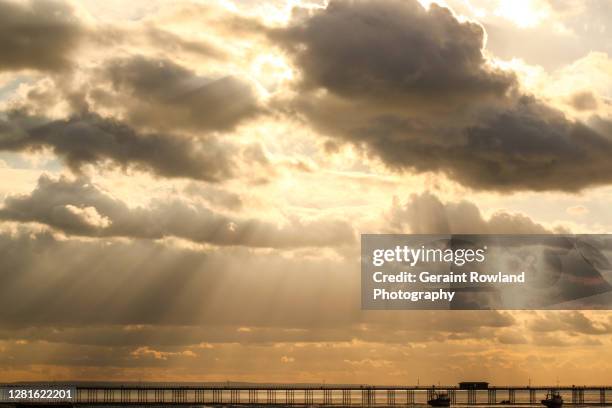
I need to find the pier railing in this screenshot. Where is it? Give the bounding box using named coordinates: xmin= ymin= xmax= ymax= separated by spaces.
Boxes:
xmin=2 ymin=384 xmax=611 ymax=406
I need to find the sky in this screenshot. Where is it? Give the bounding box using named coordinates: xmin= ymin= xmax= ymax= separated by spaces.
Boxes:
xmin=0 ymin=0 xmax=612 ymax=385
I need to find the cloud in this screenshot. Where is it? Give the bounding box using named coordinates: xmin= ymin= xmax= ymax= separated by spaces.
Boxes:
xmin=568 ymin=91 xmax=598 ymax=111
xmin=131 ymin=346 xmax=196 ymax=360
xmin=496 ymin=329 xmax=529 ymax=345
xmin=0 ymin=226 xmax=517 ymax=353
xmin=0 ymin=174 xmax=354 ymax=248
xmin=142 ymin=26 xmax=228 ymax=60
xmin=0 ymin=0 xmax=83 ymax=72
xmin=0 ymin=225 xmax=551 ymax=383
xmin=454 ymin=0 xmax=612 ymax=70
xmin=0 ymin=227 xmax=359 ymax=328
xmin=271 ymin=0 xmax=612 ymax=192
xmin=272 ymin=0 xmax=515 ymax=107
xmin=183 ymin=182 xmax=243 ymax=211
xmin=94 ymin=55 xmax=261 ymax=132
xmin=315 ymin=96 xmax=612 ymax=191
xmin=0 ymin=110 xmax=236 ymax=181
xmin=0 ymin=55 xmax=264 ymax=181
xmin=390 ymin=191 xmax=558 ymax=234
xmin=527 ymin=311 xmax=612 ymax=335
xmin=453 ymin=97 xmax=612 ymax=191
xmin=59 ymin=204 xmax=111 ymax=229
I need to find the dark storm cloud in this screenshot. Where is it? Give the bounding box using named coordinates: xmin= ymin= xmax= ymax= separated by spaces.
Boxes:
xmin=366 ymin=97 xmax=612 ymax=192
xmin=452 ymin=98 xmax=612 ymax=191
xmin=390 ymin=191 xmax=557 ymax=234
xmin=272 ymin=0 xmax=515 ymax=106
xmin=271 ymin=0 xmax=612 ymax=192
xmin=0 ymin=175 xmax=354 ymax=248
xmin=0 ymin=55 xmax=263 ymax=180
xmin=0 ymin=0 xmax=82 ymax=72
xmin=95 ymin=56 xmax=260 ymax=132
xmin=0 ymin=111 xmax=235 ymax=181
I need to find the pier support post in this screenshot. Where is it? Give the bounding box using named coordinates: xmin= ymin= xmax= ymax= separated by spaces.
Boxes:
xmin=230 ymin=389 xmax=239 ymax=404
xmin=87 ymin=389 xmax=97 ymax=403
xmin=450 ymin=390 xmax=456 ymax=405
xmin=103 ymin=389 xmax=112 ymax=403
xmin=121 ymin=388 xmax=130 ymax=403
xmin=172 ymin=389 xmax=185 ymax=403
xmin=387 ymin=390 xmax=396 ymax=405
xmin=572 ymin=388 xmax=584 ymax=404
xmin=154 ymin=389 xmax=164 ymax=403
xmin=529 ymin=389 xmax=536 ymax=404
xmin=305 ymin=389 xmax=314 ymax=405
xmin=137 ymin=389 xmax=147 ymax=403
xmin=467 ymin=389 xmax=476 ymax=405
xmin=488 ymin=389 xmax=496 ymax=404
xmin=196 ymin=389 xmax=205 ymax=404
xmin=286 ymin=389 xmax=295 ymax=405
xmin=324 ymin=389 xmax=333 ymax=405
xmin=342 ymin=390 xmax=351 ymax=405
xmin=362 ymin=388 xmax=374 ymax=406
xmin=509 ymin=390 xmax=515 ymax=404
xmin=213 ymin=389 xmax=223 ymax=404
xmin=600 ymin=389 xmax=606 ymax=405
xmin=248 ymin=389 xmax=257 ymax=404
xmin=406 ymin=390 xmax=415 ymax=405
xmin=267 ymin=389 xmax=276 ymax=404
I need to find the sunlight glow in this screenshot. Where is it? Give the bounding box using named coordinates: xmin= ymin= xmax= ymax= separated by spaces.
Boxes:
xmin=494 ymin=0 xmax=550 ymax=28
xmin=250 ymin=54 xmax=294 ymax=96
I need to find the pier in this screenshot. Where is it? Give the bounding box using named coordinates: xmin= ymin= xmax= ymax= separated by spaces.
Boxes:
xmin=2 ymin=384 xmax=611 ymax=406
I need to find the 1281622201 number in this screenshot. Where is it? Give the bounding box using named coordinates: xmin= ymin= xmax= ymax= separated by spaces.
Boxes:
xmin=3 ymin=388 xmax=74 ymax=400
